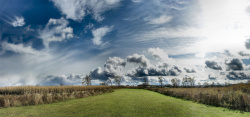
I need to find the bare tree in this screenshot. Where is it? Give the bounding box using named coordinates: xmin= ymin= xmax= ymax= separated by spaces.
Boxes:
xmin=114 ymin=76 xmax=122 ymax=86
xmin=142 ymin=77 xmax=149 ymax=86
xmin=217 ymin=82 xmax=221 ymax=86
xmin=182 ymin=77 xmax=188 ymax=86
xmin=211 ymin=82 xmax=215 ymax=87
xmin=106 ymin=78 xmax=112 ymax=86
xmin=190 ymin=77 xmax=195 ymax=86
xmin=100 ymin=82 xmax=108 ymax=86
xmin=203 ymin=82 xmax=209 ymax=87
xmin=82 ymin=75 xmax=92 ymax=86
xmin=225 ymin=82 xmax=229 ymax=86
xmin=158 ymin=76 xmax=163 ymax=87
xmin=182 ymin=76 xmax=195 ymax=87
xmin=198 ymin=82 xmax=201 ymax=87
xmin=82 ymin=77 xmax=85 ymax=85
xmin=171 ymin=78 xmax=180 ymax=87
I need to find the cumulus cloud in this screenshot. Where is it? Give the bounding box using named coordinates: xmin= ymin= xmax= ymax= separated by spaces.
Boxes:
xmin=148 ymin=48 xmax=175 ymax=67
xmin=126 ymin=65 xmax=182 ymax=77
xmin=168 ymin=66 xmax=182 ymax=76
xmin=126 ymin=53 xmax=171 ymax=77
xmin=89 ymin=53 xmax=182 ymax=81
xmin=89 ymin=52 xmax=183 ymax=78
xmin=148 ymin=48 xmax=169 ymax=60
xmin=92 ymin=26 xmax=112 ymax=45
xmin=89 ymin=57 xmax=126 ymax=80
xmin=224 ymin=50 xmax=232 ymax=57
xmin=205 ymin=60 xmax=222 ymax=70
xmin=127 ymin=54 xmax=150 ymax=67
xmin=12 ymin=16 xmax=25 ymax=27
xmin=39 ymin=17 xmax=74 ymax=48
xmin=148 ymin=15 xmax=172 ymax=24
xmin=226 ymin=71 xmax=250 ymax=80
xmin=184 ymin=67 xmax=196 ymax=73
xmin=126 ymin=67 xmax=165 ymax=77
xmin=158 ymin=62 xmax=169 ymax=68
xmin=105 ymin=57 xmax=126 ymax=67
xmin=246 ymin=39 xmax=250 ymax=50
xmin=225 ymin=58 xmax=244 ymax=71
xmin=51 ymin=0 xmax=121 ymax=21
xmin=40 ymin=74 xmax=84 ymax=86
xmin=104 ymin=57 xmax=126 ymax=76
xmin=238 ymin=51 xmax=250 ymax=56
xmin=89 ymin=67 xmax=108 ymax=80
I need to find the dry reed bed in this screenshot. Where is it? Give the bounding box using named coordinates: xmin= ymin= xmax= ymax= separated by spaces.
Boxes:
xmin=0 ymin=86 xmax=114 ymax=108
xmin=146 ymin=83 xmax=250 ymax=112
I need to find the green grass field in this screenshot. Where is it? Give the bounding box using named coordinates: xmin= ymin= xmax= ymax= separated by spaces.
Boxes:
xmin=0 ymin=89 xmax=249 ymax=117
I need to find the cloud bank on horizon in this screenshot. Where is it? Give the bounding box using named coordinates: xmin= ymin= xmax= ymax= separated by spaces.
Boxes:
xmin=0 ymin=0 xmax=250 ymax=86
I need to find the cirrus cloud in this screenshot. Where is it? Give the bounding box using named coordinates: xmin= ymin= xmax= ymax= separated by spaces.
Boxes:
xmin=148 ymin=15 xmax=172 ymax=24
xmin=51 ymin=0 xmax=121 ymax=21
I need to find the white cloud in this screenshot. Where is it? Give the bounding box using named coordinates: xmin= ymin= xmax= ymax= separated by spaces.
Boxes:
xmin=0 ymin=46 xmax=97 ymax=86
xmin=157 ymin=27 xmax=203 ymax=38
xmin=41 ymin=73 xmax=84 ymax=86
xmin=148 ymin=48 xmax=175 ymax=66
xmin=39 ymin=17 xmax=74 ymax=48
xmin=1 ymin=42 xmax=44 ymax=55
xmin=90 ymin=57 xmax=126 ymax=81
xmin=195 ymin=52 xmax=206 ymax=58
xmin=238 ymin=51 xmax=250 ymax=56
xmin=127 ymin=54 xmax=151 ymax=68
xmin=131 ymin=0 xmax=250 ymax=57
xmin=148 ymin=48 xmax=169 ymax=60
xmin=92 ymin=26 xmax=112 ymax=45
xmin=246 ymin=39 xmax=250 ymax=50
xmin=148 ymin=15 xmax=172 ymax=24
xmin=51 ymin=0 xmax=121 ymax=21
xmin=12 ymin=16 xmax=25 ymax=27
xmin=195 ymin=0 xmax=250 ymax=53
xmin=1 ymin=46 xmax=247 ymax=86
xmin=105 ymin=57 xmax=126 ymax=67
xmin=131 ymin=0 xmax=143 ymax=3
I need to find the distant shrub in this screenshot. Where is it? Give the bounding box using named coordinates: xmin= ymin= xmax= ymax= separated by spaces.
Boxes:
xmin=146 ymin=83 xmax=250 ymax=112
xmin=0 ymin=96 xmax=4 ymax=107
xmin=0 ymin=86 xmax=114 ymax=108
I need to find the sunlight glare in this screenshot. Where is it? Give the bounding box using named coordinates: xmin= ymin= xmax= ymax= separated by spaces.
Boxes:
xmin=197 ymin=0 xmax=250 ymax=54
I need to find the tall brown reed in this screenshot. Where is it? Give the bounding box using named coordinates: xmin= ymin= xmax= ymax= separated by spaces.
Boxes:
xmin=146 ymin=83 xmax=250 ymax=112
xmin=0 ymin=86 xmax=114 ymax=108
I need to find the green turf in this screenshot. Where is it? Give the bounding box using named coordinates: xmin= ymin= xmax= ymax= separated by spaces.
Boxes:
xmin=0 ymin=89 xmax=249 ymax=117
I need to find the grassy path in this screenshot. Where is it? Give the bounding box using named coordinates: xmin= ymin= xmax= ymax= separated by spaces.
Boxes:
xmin=0 ymin=89 xmax=249 ymax=117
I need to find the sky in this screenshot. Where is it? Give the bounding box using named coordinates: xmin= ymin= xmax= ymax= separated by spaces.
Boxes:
xmin=1 ymin=0 xmax=250 ymax=86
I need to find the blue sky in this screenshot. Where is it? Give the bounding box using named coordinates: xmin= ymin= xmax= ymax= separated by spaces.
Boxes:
xmin=1 ymin=0 xmax=250 ymax=86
